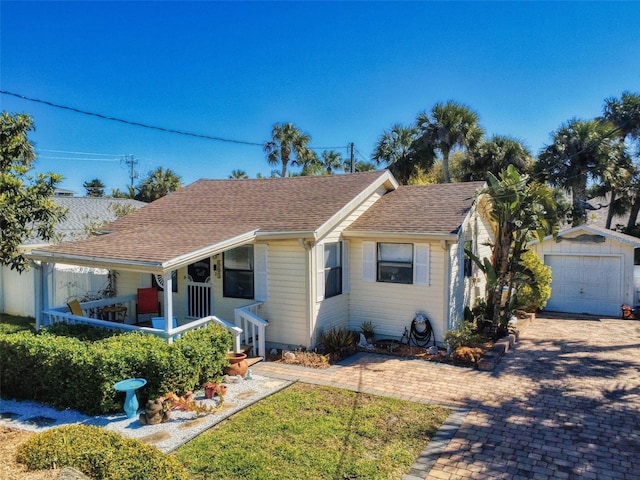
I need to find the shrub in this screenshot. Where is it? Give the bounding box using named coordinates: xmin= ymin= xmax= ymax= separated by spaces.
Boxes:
xmin=513 ymin=249 xmax=552 ymax=311
xmin=16 ymin=424 xmax=189 ymax=480
xmin=0 ymin=323 xmax=233 ymax=415
xmin=318 ymin=326 xmax=357 ymax=355
xmin=444 ymin=321 xmax=488 ymax=350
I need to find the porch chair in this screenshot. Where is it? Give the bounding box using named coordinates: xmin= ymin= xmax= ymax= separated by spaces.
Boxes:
xmin=136 ymin=287 xmax=160 ymax=323
xmin=67 ymin=299 xmax=85 ymax=317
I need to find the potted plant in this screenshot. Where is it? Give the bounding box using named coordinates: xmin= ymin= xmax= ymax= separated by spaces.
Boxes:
xmin=202 ymin=382 xmax=218 ymax=399
xmin=360 ymin=321 xmax=376 ymax=343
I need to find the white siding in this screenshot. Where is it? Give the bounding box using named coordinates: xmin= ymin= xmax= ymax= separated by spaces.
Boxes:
xmin=1 ymin=265 xmax=109 ymax=317
xmin=348 ymin=239 xmax=448 ymax=344
xmin=531 ymin=232 xmax=636 ymax=315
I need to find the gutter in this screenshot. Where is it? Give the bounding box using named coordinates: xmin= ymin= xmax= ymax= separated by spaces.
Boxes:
xmin=343 ymin=230 xmax=458 ymax=241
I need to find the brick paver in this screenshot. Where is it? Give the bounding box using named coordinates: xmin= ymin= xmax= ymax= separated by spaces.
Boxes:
xmin=253 ymin=316 xmax=640 ymax=479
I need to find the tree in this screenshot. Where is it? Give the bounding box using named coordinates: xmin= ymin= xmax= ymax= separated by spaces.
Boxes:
xmin=344 ymin=159 xmax=376 ymax=173
xmin=111 ymin=186 xmax=137 ymax=199
xmin=371 ymin=124 xmax=432 ymax=184
xmin=459 ymin=135 xmax=534 ymax=181
xmin=537 ymin=118 xmax=629 ymax=226
xmin=603 ymin=92 xmax=640 ymax=229
xmin=471 ymin=165 xmax=559 ymax=329
xmin=0 ymin=112 xmax=66 ymax=271
xmin=417 ymin=101 xmax=484 ymax=183
xmin=229 ymin=169 xmax=248 ymax=179
xmin=83 ymin=178 xmax=105 ymax=197
xmin=136 ymin=167 xmax=182 ymax=202
xmin=264 ymin=123 xmax=316 ymax=178
xmin=319 ymin=150 xmax=343 ymax=174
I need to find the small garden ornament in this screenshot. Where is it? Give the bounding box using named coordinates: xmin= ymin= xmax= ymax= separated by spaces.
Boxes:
xmin=139 ymin=398 xmax=171 ymax=425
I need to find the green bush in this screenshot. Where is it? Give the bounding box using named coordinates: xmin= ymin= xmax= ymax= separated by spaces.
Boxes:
xmin=0 ymin=323 xmax=233 ymax=415
xmin=444 ymin=321 xmax=488 ymax=350
xmin=513 ymin=249 xmax=552 ymax=310
xmin=318 ymin=326 xmax=357 ymax=354
xmin=16 ymin=424 xmax=189 ymax=480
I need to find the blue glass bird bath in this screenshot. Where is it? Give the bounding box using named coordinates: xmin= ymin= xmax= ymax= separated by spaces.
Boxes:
xmin=113 ymin=378 xmax=147 ymax=419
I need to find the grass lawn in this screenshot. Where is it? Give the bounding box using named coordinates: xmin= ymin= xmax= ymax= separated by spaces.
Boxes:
xmin=175 ymin=383 xmax=449 ymax=480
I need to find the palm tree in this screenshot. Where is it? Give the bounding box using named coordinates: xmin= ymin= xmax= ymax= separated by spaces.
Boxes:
xmin=418 ymin=101 xmax=484 ymax=183
xmin=371 ymin=124 xmax=428 ymax=184
xmin=459 ymin=135 xmax=533 ymax=181
xmin=136 ymin=167 xmax=182 ymax=203
xmin=229 ymin=169 xmax=248 ymax=179
xmin=537 ymin=118 xmax=628 ymax=226
xmin=474 ymin=165 xmax=559 ymax=328
xmin=319 ymin=150 xmax=344 ymax=174
xmin=603 ymin=92 xmax=640 ymax=229
xmin=264 ymin=123 xmax=316 ymax=178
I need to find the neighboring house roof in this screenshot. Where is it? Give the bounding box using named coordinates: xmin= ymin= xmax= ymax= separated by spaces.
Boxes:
xmin=24 ymin=197 xmax=147 ymax=246
xmin=529 ymin=224 xmax=640 ymax=248
xmin=28 ymin=171 xmax=397 ymax=272
xmin=584 ymin=193 xmax=629 ymax=229
xmin=344 ymin=181 xmax=485 ymax=238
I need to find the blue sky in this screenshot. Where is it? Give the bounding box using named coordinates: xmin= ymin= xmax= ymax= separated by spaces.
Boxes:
xmin=2 ymin=1 xmax=639 ymax=194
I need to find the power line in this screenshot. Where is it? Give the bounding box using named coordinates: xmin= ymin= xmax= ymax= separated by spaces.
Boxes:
xmin=38 ymin=155 xmax=121 ymax=162
xmin=2 ymin=90 xmax=354 ymax=152
xmin=1 ymin=90 xmax=265 ymax=146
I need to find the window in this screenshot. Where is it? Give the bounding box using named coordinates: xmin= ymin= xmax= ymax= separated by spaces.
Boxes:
xmin=464 ymin=240 xmax=473 ymax=277
xmin=324 ymin=242 xmax=342 ymax=298
xmin=223 ymin=245 xmax=254 ymax=299
xmin=377 ymin=243 xmax=413 ymax=284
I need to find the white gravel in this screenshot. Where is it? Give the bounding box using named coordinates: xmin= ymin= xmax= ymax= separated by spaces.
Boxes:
xmin=0 ymin=373 xmax=291 ymax=453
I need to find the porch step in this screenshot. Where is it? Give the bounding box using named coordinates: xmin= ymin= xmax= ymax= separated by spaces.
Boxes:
xmin=246 ymin=356 xmax=263 ymax=368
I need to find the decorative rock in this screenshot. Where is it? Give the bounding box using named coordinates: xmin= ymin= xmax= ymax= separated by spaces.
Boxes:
xmin=56 ymin=467 xmax=90 ymax=479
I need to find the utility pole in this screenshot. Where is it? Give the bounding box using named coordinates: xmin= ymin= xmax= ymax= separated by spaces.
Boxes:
xmin=123 ymin=154 xmax=139 ymax=187
xmin=349 ymin=143 xmax=355 ymax=173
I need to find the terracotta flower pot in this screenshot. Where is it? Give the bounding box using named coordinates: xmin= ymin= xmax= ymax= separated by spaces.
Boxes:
xmin=224 ymin=352 xmax=248 ymax=377
xmin=216 ymin=384 xmax=228 ymax=397
xmin=203 ymin=383 xmax=217 ymax=399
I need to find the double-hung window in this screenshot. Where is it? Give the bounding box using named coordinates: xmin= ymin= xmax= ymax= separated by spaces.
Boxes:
xmin=324 ymin=242 xmax=342 ymax=298
xmin=377 ymin=243 xmax=413 ymax=284
xmin=223 ymin=245 xmax=254 ymax=299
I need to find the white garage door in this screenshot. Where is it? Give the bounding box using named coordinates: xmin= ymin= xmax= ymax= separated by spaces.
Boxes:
xmin=545 ymin=255 xmax=622 ymax=316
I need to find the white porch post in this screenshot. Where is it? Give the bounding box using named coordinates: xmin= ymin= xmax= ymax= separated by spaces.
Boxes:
xmin=40 ymin=262 xmax=51 ymax=329
xmin=163 ymin=271 xmax=174 ymax=339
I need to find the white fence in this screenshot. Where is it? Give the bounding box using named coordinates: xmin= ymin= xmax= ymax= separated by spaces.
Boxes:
xmin=1 ymin=264 xmax=109 ymax=317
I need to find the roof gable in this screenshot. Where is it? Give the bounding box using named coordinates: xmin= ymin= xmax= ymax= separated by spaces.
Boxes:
xmin=530 ymin=224 xmax=640 ymax=248
xmin=28 ymin=171 xmax=396 ymax=271
xmin=345 ymin=181 xmax=485 ymax=237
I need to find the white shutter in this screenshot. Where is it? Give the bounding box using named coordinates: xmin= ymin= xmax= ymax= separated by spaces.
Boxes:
xmin=414 ymin=243 xmax=430 ymax=286
xmin=254 ymin=244 xmax=268 ymax=301
xmin=316 ymin=245 xmax=325 ymax=302
xmin=342 ymin=240 xmax=350 ymax=293
xmin=362 ymin=241 xmax=376 ymax=282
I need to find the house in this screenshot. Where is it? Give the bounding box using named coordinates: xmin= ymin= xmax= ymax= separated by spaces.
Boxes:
xmin=0 ymin=197 xmax=146 ymax=317
xmin=529 ymin=224 xmax=640 ymax=317
xmin=25 ymin=171 xmax=491 ymax=353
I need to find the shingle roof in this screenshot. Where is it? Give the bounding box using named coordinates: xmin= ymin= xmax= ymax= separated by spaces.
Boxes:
xmin=25 ymin=197 xmax=147 ymax=245
xmin=32 ymin=171 xmax=392 ymax=267
xmin=345 ymin=181 xmax=485 ymax=236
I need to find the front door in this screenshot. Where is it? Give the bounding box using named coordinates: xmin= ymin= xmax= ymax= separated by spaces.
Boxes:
xmin=187 ymin=258 xmax=212 ymax=318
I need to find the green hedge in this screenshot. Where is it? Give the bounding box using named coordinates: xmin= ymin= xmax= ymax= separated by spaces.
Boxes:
xmin=16 ymin=424 xmax=190 ymax=480
xmin=0 ymin=323 xmax=232 ymax=415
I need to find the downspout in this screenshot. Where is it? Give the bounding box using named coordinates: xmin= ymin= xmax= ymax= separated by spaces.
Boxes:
xmin=32 ymin=261 xmax=43 ymax=330
xmin=163 ymin=270 xmax=174 ymax=344
xmin=441 ymin=240 xmax=450 ymax=337
xmin=299 ymin=238 xmax=314 ymax=347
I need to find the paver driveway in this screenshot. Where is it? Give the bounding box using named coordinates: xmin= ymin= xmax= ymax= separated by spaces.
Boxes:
xmin=253 ymin=315 xmax=640 ymax=479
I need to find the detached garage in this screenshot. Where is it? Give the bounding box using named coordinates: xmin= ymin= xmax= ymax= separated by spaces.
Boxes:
xmin=529 ymin=225 xmax=640 ymax=317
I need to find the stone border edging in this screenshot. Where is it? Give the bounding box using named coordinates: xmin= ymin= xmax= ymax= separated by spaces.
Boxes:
xmin=402 ymin=407 xmax=470 ymax=480
xmin=476 ymin=312 xmax=535 ymax=371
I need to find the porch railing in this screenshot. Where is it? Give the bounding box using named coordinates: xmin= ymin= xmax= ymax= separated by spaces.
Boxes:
xmin=41 ymin=296 xmax=243 ymax=346
xmin=234 ymin=302 xmax=268 ymax=358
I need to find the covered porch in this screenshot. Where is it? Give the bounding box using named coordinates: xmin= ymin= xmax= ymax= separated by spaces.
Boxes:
xmin=27 ymin=230 xmax=269 ymax=357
